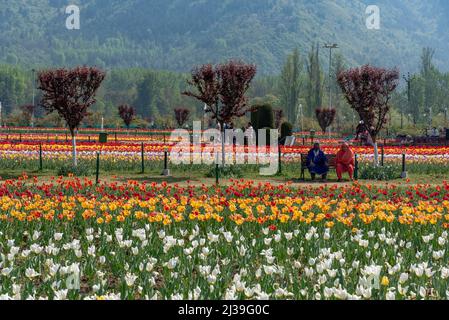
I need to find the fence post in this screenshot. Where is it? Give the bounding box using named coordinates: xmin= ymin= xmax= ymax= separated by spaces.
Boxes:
xmin=215 ymin=152 xmax=220 ymax=185
xmin=39 ymin=143 xmax=43 ymax=171
xmin=381 ymin=146 xmax=384 ymax=167
xmin=141 ymin=142 xmax=145 ymax=174
xmin=401 ymin=152 xmax=407 ymax=179
xmin=215 ymin=163 xmax=219 ymax=185
xmin=354 ymin=154 xmax=359 ymax=180
xmin=115 ymin=132 xmax=117 ymax=143
xmin=162 ymin=148 xmax=171 ymax=176
xmin=95 ymin=152 xmax=100 ymax=184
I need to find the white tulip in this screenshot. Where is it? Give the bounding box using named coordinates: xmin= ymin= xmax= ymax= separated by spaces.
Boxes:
xmin=54 ymin=289 xmax=68 ymax=300
xmin=32 ymin=231 xmax=41 ymax=241
xmin=399 ymin=273 xmax=408 ymax=284
xmin=125 ymin=273 xmax=138 ymax=287
xmin=419 ymin=287 xmax=427 ymax=298
xmin=386 ymin=291 xmax=396 ymax=300
xmin=441 ymin=267 xmax=449 ymax=279
xmin=25 ymin=268 xmax=39 ymax=279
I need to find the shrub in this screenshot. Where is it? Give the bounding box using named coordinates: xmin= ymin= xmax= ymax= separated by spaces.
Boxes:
xmin=256 ymin=104 xmax=274 ymax=129
xmin=206 ymin=165 xmax=243 ymax=179
xmin=359 ymin=165 xmax=398 ymax=181
xmin=250 ymin=106 xmax=259 ymax=130
xmin=57 ymin=163 xmax=91 ymax=177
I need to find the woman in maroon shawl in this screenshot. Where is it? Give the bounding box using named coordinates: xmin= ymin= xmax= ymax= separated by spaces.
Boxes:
xmin=336 ymin=142 xmax=355 ymax=182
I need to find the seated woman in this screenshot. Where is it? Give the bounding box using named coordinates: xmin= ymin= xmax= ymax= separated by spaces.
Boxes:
xmin=306 ymin=143 xmax=329 ymax=181
xmin=336 ymin=142 xmax=355 ymax=182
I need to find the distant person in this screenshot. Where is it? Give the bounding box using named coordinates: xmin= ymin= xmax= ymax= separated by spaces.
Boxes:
xmin=432 ymin=127 xmax=440 ymax=138
xmin=306 ymin=142 xmax=329 ymax=181
xmin=336 ymin=142 xmax=355 ymax=182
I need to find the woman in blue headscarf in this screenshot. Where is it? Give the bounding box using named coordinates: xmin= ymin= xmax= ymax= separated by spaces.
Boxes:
xmin=306 ymin=142 xmax=329 ymax=181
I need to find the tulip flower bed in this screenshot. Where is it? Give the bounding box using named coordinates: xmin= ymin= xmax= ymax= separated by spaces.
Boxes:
xmin=1 ymin=141 xmax=449 ymax=177
xmin=0 ymin=177 xmax=449 ymax=300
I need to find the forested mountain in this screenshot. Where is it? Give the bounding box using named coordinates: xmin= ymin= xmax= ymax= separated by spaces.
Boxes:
xmin=1 ymin=0 xmax=449 ymax=74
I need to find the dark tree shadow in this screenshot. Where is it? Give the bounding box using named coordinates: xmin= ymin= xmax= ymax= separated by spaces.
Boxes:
xmin=0 ymin=173 xmax=23 ymax=180
xmin=117 ymin=176 xmax=198 ymax=184
xmin=286 ymin=178 xmax=346 ymax=184
xmin=0 ymin=170 xmax=46 ymax=181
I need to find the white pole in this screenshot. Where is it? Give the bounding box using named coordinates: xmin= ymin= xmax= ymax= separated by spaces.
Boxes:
xmin=31 ymin=69 xmax=35 ymax=128
xmin=72 ymin=134 xmax=77 ymax=167
xmin=101 ymin=117 xmax=104 ymax=131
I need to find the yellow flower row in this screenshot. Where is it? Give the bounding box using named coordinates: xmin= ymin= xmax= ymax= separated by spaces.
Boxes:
xmin=1 ymin=195 xmax=449 ymax=227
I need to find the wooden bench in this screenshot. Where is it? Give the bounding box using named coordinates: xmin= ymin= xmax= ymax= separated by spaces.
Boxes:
xmin=300 ymin=154 xmax=337 ymax=180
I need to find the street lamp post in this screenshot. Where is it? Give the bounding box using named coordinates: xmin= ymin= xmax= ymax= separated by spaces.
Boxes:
xmin=31 ymin=69 xmax=36 ymax=128
xmin=324 ymin=44 xmax=338 ymax=109
xmin=324 ymin=43 xmax=338 ymax=136
xmin=403 ymin=72 xmax=415 ymax=130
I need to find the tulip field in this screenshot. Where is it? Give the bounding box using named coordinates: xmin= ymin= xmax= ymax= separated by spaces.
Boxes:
xmin=0 ymin=177 xmax=449 ymax=300
xmin=1 ymin=128 xmax=449 ymax=300
xmin=0 ymin=128 xmax=449 ymax=177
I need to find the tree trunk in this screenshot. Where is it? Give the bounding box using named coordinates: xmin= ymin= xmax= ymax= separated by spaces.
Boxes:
xmin=373 ymin=142 xmax=379 ymax=166
xmin=72 ymin=134 xmax=77 ymax=167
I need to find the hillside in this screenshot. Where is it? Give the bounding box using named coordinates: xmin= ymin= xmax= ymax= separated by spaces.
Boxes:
xmin=1 ymin=0 xmax=449 ymax=74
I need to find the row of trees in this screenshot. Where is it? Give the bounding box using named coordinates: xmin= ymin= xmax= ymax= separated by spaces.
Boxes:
xmin=35 ymin=60 xmax=399 ymax=169
xmin=35 ymin=61 xmax=257 ymax=167
xmin=259 ymin=46 xmax=449 ymax=133
xmin=0 ymin=46 xmax=446 ymax=132
xmin=0 ymin=66 xmax=201 ymax=128
xmin=392 ymin=48 xmax=449 ymax=127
